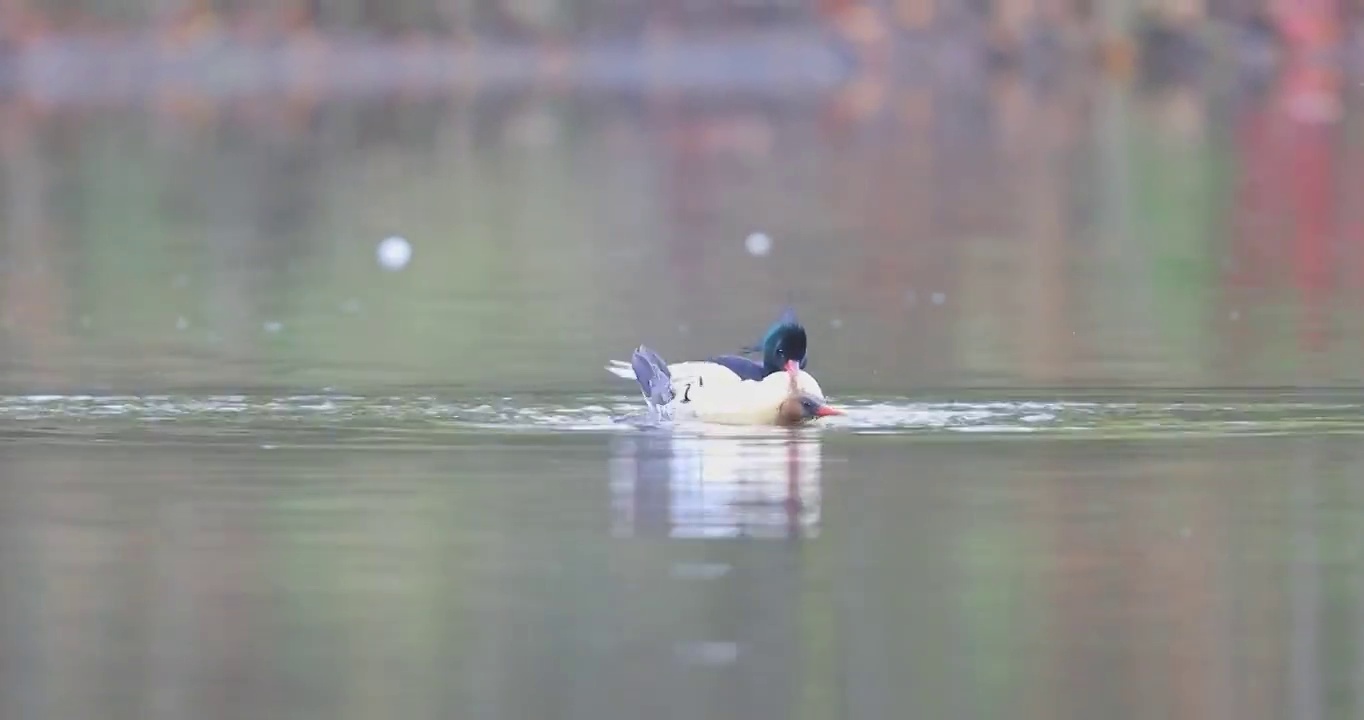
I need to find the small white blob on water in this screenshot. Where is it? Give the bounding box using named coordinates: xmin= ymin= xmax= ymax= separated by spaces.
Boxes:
xmin=264 ymin=321 xmax=283 ymax=333
xmin=175 ymin=316 xmax=189 ymax=331
xmin=931 ymin=292 xmax=946 ymax=306
xmin=744 ymin=232 xmax=772 ymax=257
xmin=830 ymin=318 xmax=843 ymax=329
xmin=377 ymin=236 xmax=412 ymax=270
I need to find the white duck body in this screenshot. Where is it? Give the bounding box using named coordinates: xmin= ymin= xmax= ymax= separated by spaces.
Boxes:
xmin=673 ymin=368 xmax=827 ymax=425
xmin=609 ymin=348 xmax=839 ymax=426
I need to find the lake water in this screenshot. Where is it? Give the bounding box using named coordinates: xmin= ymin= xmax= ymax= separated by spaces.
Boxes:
xmin=3 ymin=67 xmax=1364 ymax=719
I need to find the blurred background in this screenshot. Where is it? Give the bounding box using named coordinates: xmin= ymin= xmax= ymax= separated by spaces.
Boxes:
xmin=4 ymin=1 xmax=1364 ymax=719
xmin=1 ymin=0 xmax=1363 ymax=394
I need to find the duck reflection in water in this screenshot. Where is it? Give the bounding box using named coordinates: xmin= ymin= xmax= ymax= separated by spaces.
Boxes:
xmin=609 ymin=426 xmax=822 ymax=540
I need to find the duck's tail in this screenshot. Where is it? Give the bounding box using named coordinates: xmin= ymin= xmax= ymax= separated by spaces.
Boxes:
xmin=628 ymin=345 xmax=675 ymax=410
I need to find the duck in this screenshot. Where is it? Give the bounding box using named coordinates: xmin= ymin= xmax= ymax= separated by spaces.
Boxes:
xmin=605 ymin=307 xmax=809 ymax=388
xmin=619 ymin=345 xmax=842 ymax=426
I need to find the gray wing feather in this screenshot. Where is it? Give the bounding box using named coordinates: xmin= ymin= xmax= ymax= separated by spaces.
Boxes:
xmin=630 ymin=345 xmax=675 ymax=408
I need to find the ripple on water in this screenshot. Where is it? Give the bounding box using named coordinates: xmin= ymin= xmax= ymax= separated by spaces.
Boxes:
xmin=0 ymin=393 xmax=1362 ymax=446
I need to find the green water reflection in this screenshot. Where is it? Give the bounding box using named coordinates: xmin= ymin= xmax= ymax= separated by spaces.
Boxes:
xmin=1 ymin=433 xmax=1360 ymax=719
xmin=4 ymin=74 xmax=1364 ymax=395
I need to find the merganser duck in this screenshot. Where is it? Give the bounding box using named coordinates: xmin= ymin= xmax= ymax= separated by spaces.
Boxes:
xmin=617 ymin=345 xmax=843 ymax=426
xmin=605 ymin=307 xmax=809 ymax=387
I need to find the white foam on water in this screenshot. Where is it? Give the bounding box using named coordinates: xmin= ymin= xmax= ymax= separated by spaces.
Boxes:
xmin=0 ymin=393 xmax=1361 ymax=445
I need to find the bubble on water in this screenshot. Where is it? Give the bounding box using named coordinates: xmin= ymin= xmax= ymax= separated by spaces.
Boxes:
xmin=175 ymin=316 xmax=189 ymax=331
xmin=377 ymin=236 xmax=412 ymax=270
xmin=264 ymin=321 xmax=283 ymax=334
xmin=931 ymin=292 xmax=946 ymax=306
xmin=744 ymin=232 xmax=772 ymax=257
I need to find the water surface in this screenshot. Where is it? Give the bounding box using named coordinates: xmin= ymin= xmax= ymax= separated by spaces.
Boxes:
xmin=2 ymin=403 xmax=1362 ymax=720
